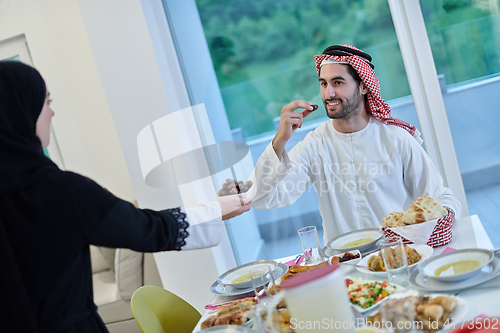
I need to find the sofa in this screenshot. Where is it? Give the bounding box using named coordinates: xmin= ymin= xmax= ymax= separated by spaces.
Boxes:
xmin=90 ymin=245 xmax=163 ymax=333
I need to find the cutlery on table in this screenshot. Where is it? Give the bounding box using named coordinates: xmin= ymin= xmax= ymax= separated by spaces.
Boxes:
xmin=205 ymin=294 xmax=252 ymax=310
xmin=341 ymin=262 xmax=376 ymax=271
xmin=285 ymin=254 xmax=302 ymax=267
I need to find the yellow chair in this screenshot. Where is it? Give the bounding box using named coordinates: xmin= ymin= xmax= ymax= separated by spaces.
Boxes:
xmin=131 ymin=285 xmax=201 ymax=333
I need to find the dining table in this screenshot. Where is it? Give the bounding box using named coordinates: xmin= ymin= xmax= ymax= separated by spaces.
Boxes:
xmin=192 ymin=215 xmax=500 ymax=332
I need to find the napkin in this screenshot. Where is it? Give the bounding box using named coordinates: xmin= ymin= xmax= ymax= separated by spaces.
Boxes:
xmin=441 ymin=246 xmax=456 ymax=254
xmin=205 ymin=295 xmax=249 ymax=310
xmin=382 ymin=218 xmax=439 ymax=244
xmin=441 ymin=246 xmax=457 ymax=254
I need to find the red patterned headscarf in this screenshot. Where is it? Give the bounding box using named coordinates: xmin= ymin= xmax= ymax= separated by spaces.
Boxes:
xmin=314 ymin=45 xmax=422 ymax=144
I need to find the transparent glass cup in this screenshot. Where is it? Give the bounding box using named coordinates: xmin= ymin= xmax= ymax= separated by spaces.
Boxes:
xmin=378 ymin=236 xmax=410 ymax=287
xmin=249 ymin=265 xmax=278 ymax=332
xmin=250 ymin=264 xmax=277 ymax=300
xmin=298 ymin=226 xmax=324 ymax=265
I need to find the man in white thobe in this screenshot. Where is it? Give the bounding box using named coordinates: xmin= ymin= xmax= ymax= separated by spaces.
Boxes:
xmin=251 ymin=45 xmax=461 ymax=244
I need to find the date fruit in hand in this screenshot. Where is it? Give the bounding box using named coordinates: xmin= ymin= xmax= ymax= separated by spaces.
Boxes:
xmin=218 ymin=179 xmax=253 ymax=196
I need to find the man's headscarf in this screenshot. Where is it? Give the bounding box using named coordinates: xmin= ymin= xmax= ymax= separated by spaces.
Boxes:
xmin=314 ymin=45 xmax=422 ymax=144
xmin=0 ymin=61 xmax=58 ymax=194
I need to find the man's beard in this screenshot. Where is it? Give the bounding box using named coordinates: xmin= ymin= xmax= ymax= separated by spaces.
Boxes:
xmin=324 ymin=88 xmax=363 ymax=120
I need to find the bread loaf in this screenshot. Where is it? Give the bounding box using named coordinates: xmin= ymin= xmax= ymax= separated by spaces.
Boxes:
xmin=381 ymin=195 xmax=447 ymax=227
xmin=381 ymin=211 xmax=405 ymax=227
xmin=404 ymin=196 xmax=447 ymax=224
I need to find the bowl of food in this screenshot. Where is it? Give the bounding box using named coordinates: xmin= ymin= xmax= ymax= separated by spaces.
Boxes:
xmin=217 ymin=260 xmax=278 ymax=289
xmin=357 ymin=244 xmax=433 ymax=276
xmin=329 ymin=250 xmax=362 ymax=272
xmin=326 ymin=228 xmax=382 ymax=253
xmin=418 ymin=248 xmax=494 ymax=282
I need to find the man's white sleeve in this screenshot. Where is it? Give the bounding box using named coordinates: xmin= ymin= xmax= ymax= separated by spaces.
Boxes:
xmin=402 ymin=137 xmax=462 ymax=218
xmin=250 ymin=142 xmax=311 ymax=209
xmin=181 ymin=201 xmax=223 ymax=250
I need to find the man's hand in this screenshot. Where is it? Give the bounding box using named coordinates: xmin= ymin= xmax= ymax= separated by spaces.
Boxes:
xmin=273 ymin=100 xmax=316 ymax=159
xmin=216 ymin=196 xmax=252 ymax=220
xmin=218 ymin=179 xmax=253 ymax=196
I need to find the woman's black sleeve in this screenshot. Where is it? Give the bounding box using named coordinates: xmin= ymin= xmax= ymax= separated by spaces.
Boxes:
xmin=58 ymin=171 xmax=190 ymax=252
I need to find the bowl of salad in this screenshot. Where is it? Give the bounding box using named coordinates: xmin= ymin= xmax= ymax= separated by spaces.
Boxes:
xmin=345 ymin=277 xmax=403 ymax=313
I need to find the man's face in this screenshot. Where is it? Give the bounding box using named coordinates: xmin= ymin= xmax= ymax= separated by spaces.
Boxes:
xmin=319 ymin=64 xmax=366 ymax=120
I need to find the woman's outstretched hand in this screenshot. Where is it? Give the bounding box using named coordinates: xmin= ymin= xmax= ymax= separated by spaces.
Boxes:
xmin=216 ymin=196 xmax=252 ymax=220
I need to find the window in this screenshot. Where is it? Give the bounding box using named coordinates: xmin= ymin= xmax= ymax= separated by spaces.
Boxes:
xmin=196 ymin=0 xmax=418 ymax=140
xmin=421 ymin=0 xmax=500 ymax=246
xmin=158 ymin=0 xmax=488 ymax=264
xmin=192 ymin=0 xmax=425 ymax=261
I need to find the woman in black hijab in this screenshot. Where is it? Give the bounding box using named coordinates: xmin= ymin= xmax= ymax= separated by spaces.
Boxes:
xmin=0 ymin=61 xmax=251 ymax=332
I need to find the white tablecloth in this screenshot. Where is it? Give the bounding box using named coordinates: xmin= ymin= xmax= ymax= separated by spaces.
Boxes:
xmin=192 ymin=215 xmax=500 ymax=332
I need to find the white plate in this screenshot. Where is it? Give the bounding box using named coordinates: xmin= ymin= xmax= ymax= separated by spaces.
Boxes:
xmin=356 ymin=244 xmax=433 ymax=276
xmin=218 ymin=260 xmax=278 ymax=289
xmin=211 ymin=263 xmax=288 ymax=296
xmin=327 ymin=228 xmax=382 ymax=253
xmin=418 ymin=248 xmax=494 ymax=282
xmin=382 ymin=290 xmax=468 ymax=328
xmin=409 ymin=254 xmax=500 ymax=292
xmin=346 ymin=277 xmax=405 ymax=313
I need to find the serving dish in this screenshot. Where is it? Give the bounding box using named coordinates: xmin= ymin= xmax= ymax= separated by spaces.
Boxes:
xmin=218 ymin=260 xmax=278 ymax=289
xmin=346 ymin=277 xmax=404 ymax=313
xmin=329 ymin=250 xmax=362 ymax=273
xmin=418 ymin=248 xmax=494 ymax=282
xmin=380 ymin=290 xmax=468 ymax=328
xmin=410 ymin=254 xmax=500 ymax=292
xmin=326 ymin=228 xmax=382 ymax=253
xmin=356 ymin=244 xmax=433 ymax=276
xmin=211 ymin=263 xmax=288 ymax=296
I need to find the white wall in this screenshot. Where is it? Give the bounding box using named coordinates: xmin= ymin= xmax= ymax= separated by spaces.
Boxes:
xmin=0 ymin=0 xmax=136 ymax=202
xmin=1 ymin=0 xmax=219 ymax=312
xmin=75 ymin=0 xmax=220 ymax=311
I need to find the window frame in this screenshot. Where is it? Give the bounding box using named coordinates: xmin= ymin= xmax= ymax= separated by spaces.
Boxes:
xmin=146 ymin=0 xmax=469 ymax=267
xmin=388 ymin=0 xmax=469 ymax=215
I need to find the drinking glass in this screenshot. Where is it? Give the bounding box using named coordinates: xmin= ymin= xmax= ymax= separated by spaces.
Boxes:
xmin=378 ymin=236 xmax=410 ymax=287
xmin=250 ymin=264 xmax=277 ymax=300
xmin=298 ymin=226 xmax=324 ymax=265
xmin=249 ymin=265 xmax=277 ymax=332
